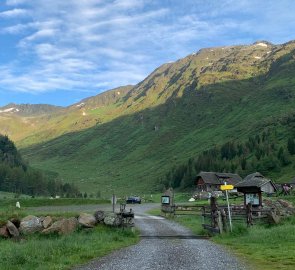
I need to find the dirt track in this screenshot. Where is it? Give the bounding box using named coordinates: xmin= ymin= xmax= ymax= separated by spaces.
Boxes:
xmin=70 ymin=203 xmax=247 ymax=270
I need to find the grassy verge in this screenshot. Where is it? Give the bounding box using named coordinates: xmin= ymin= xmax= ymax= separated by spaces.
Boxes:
xmin=0 ymin=225 xmax=138 ymax=270
xmin=214 ymin=217 xmax=295 ymax=270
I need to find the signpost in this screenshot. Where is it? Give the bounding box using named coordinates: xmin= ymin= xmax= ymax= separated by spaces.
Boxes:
xmin=220 ymin=184 xmax=234 ymax=191
xmin=220 ymin=182 xmax=234 ymax=232
xmin=111 ymin=193 xmax=117 ymax=213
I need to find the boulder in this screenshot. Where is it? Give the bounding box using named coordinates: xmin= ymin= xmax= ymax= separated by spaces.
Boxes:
xmin=103 ymin=213 xmax=122 ymax=227
xmin=42 ymin=218 xmax=78 ymax=235
xmin=42 ymin=216 xmax=53 ymax=229
xmin=278 ymin=199 xmax=294 ymax=209
xmin=10 ymin=218 xmax=21 ymax=228
xmin=78 ymin=213 xmax=96 ymax=228
xmin=0 ymin=226 xmax=9 ymax=238
xmin=94 ymin=210 xmax=105 ymax=223
xmin=267 ymin=211 xmax=281 ymax=224
xmin=6 ymin=220 xmax=19 ymax=237
xmin=20 ymin=215 xmax=43 ymax=234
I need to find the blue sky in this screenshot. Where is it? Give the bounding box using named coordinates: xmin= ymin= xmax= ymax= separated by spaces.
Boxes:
xmin=0 ymin=0 xmax=294 ymax=106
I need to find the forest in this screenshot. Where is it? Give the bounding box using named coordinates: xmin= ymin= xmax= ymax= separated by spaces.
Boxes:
xmin=0 ymin=134 xmax=80 ymax=197
xmin=163 ymin=128 xmax=295 ymax=189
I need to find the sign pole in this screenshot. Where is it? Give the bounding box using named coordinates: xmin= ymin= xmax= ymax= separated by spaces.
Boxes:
xmin=112 ymin=193 xmax=115 ymax=213
xmin=224 ymin=182 xmax=233 ymax=232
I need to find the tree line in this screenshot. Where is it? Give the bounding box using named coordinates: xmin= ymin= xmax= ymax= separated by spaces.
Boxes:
xmin=0 ymin=134 xmax=80 ymax=197
xmin=161 ymin=129 xmax=295 ymax=190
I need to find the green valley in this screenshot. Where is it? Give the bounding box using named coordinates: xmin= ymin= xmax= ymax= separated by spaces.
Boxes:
xmin=1 ymin=40 xmax=295 ymax=195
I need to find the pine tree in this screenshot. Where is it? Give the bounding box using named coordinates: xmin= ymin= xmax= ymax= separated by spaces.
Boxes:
xmin=287 ymin=138 xmax=295 ymax=155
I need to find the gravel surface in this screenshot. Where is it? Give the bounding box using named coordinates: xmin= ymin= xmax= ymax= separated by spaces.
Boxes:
xmin=72 ymin=204 xmax=248 ymax=270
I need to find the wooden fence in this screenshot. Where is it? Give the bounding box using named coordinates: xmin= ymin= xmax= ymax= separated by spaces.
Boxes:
xmin=161 ymin=203 xmax=273 ymax=234
xmin=201 ymin=204 xmax=272 ymax=233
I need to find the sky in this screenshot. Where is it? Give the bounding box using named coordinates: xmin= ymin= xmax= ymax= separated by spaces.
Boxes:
xmin=0 ymin=0 xmax=295 ymax=107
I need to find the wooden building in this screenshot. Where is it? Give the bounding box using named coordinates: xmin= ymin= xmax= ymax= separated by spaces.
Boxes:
xmin=195 ymin=171 xmax=242 ymax=192
xmin=236 ymin=172 xmax=277 ymax=206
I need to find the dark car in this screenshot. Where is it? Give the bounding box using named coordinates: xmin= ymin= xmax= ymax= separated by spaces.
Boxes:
xmin=126 ymin=196 xmax=141 ymax=204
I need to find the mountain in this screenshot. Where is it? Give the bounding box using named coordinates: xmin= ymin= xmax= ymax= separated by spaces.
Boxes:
xmin=0 ymin=103 xmax=63 ymax=116
xmin=2 ymin=40 xmax=295 ymax=195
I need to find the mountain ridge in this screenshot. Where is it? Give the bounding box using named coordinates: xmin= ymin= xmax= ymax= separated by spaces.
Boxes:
xmin=1 ymin=40 xmax=295 ymax=194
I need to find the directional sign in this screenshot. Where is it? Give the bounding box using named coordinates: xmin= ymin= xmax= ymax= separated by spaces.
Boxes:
xmin=220 ymin=184 xmax=234 ymax=191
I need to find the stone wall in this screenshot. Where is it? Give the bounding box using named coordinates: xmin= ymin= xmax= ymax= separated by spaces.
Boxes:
xmin=0 ymin=210 xmax=134 ymax=240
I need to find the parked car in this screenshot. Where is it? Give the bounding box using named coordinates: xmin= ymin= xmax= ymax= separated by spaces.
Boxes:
xmin=126 ymin=196 xmax=141 ymax=204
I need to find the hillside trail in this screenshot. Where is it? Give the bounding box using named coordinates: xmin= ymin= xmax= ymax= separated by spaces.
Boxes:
xmin=73 ymin=203 xmax=248 ymax=270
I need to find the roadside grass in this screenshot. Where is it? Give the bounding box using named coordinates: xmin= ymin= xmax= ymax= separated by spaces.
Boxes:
xmin=0 ymin=225 xmax=139 ymax=270
xmin=214 ymin=217 xmax=295 ymax=270
xmin=0 ymin=198 xmax=109 ymax=209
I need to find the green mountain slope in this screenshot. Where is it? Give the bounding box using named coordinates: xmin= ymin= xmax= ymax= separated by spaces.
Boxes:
xmin=3 ymin=40 xmax=295 ymax=195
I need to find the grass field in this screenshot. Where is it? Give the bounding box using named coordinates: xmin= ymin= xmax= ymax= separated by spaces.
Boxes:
xmin=0 ymin=225 xmax=138 ymax=270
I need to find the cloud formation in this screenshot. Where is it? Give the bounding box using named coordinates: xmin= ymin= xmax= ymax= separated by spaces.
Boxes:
xmin=0 ymin=0 xmax=294 ymax=99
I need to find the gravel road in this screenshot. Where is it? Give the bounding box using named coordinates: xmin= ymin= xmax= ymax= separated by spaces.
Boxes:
xmin=72 ymin=203 xmax=248 ymax=270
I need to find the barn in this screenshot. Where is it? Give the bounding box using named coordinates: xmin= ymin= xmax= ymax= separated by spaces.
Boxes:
xmin=195 ymin=171 xmax=242 ymax=192
xmin=235 ymin=172 xmax=277 ymax=206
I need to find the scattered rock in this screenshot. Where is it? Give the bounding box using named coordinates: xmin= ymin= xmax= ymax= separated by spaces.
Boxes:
xmin=42 ymin=216 xmax=53 ymax=229
xmin=78 ymin=213 xmax=96 ymax=228
xmin=94 ymin=210 xmax=105 ymax=223
xmin=10 ymin=218 xmax=21 ymax=228
xmin=278 ymin=199 xmax=294 ymax=209
xmin=0 ymin=226 xmax=9 ymax=238
xmin=263 ymin=199 xmax=295 ymax=222
xmin=42 ymin=218 xmax=78 ymax=235
xmin=267 ymin=211 xmax=281 ymax=224
xmin=20 ymin=215 xmax=43 ymax=234
xmin=103 ymin=213 xmax=122 ymax=226
xmin=7 ymin=220 xmax=19 ymax=237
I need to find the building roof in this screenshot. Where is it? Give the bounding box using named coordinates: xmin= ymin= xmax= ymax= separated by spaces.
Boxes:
xmin=236 ymin=172 xmax=276 ymax=190
xmin=196 ymin=171 xmax=242 ymax=185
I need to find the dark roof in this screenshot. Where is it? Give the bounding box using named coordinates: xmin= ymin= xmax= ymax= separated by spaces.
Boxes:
xmin=236 ymin=172 xmax=276 ymax=189
xmin=196 ymin=171 xmax=242 ymax=185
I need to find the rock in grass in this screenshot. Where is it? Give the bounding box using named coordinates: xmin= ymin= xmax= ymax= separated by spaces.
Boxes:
xmin=20 ymin=215 xmax=43 ymax=234
xmin=94 ymin=210 xmax=105 ymax=223
xmin=267 ymin=211 xmax=281 ymax=224
xmin=78 ymin=213 xmax=97 ymax=228
xmin=10 ymin=218 xmax=21 ymax=228
xmin=6 ymin=220 xmax=19 ymax=237
xmin=103 ymin=213 xmax=122 ymax=227
xmin=0 ymin=225 xmax=9 ymax=238
xmin=42 ymin=216 xmax=53 ymax=229
xmin=42 ymin=218 xmax=78 ymax=235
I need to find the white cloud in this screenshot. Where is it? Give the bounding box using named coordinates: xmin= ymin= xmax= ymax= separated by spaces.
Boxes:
xmin=0 ymin=0 xmax=295 ymax=97
xmin=0 ymin=8 xmax=28 ymax=18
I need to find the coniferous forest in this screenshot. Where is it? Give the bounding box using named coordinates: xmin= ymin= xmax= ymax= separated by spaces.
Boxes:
xmin=0 ymin=134 xmax=80 ymax=197
xmin=163 ymin=127 xmax=295 ymax=189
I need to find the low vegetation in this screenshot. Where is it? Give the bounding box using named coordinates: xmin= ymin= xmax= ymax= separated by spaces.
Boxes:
xmin=0 ymin=225 xmax=138 ymax=270
xmin=215 ymin=216 xmax=295 ymax=270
